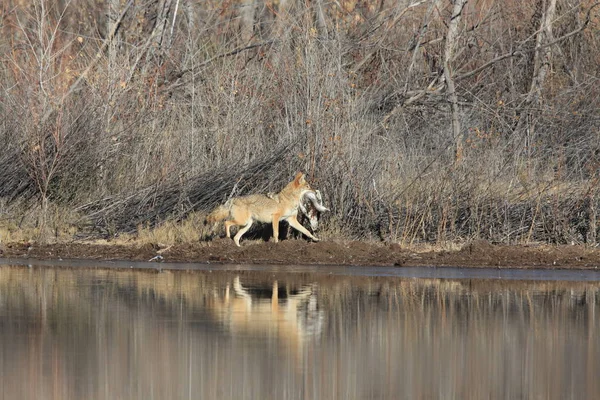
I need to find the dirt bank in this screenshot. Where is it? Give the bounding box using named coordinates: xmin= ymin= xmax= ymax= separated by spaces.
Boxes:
xmin=2 ymin=238 xmax=600 ymax=269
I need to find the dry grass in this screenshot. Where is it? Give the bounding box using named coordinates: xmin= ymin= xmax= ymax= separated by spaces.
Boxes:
xmin=0 ymin=203 xmax=79 ymax=244
xmin=135 ymin=212 xmax=210 ymax=246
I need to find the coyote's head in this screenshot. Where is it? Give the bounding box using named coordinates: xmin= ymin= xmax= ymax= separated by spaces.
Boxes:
xmin=281 ymin=171 xmax=313 ymax=199
xmin=290 ymin=173 xmax=330 ymax=232
xmin=292 ymin=172 xmax=312 ymax=191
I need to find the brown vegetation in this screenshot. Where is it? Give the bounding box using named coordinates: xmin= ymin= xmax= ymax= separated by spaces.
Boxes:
xmin=1 ymin=0 xmax=600 ymax=246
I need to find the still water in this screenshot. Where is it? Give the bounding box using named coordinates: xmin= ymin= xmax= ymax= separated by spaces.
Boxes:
xmin=0 ymin=262 xmax=599 ymax=400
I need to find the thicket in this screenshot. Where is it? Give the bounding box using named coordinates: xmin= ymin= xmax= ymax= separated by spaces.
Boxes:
xmin=1 ymin=0 xmax=599 ymax=245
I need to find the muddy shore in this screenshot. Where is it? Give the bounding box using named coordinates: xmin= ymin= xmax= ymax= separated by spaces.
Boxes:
xmin=1 ymin=238 xmax=599 ymax=269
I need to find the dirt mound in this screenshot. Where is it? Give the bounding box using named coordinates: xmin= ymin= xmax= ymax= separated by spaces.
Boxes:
xmin=2 ymin=239 xmax=600 ymax=269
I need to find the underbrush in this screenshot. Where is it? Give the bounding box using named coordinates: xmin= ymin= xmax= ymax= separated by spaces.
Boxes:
xmin=0 ymin=201 xmax=79 ymax=244
xmin=2 ymin=177 xmax=597 ymax=250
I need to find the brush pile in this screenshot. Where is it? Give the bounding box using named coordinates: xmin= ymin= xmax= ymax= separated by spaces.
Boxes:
xmin=76 ymin=143 xmax=300 ymax=236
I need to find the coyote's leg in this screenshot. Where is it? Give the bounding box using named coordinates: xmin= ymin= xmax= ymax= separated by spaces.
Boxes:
xmin=286 ymin=215 xmax=320 ymax=242
xmin=233 ymin=220 xmax=253 ymax=247
xmin=272 ymin=214 xmax=281 ymax=243
xmin=224 ymin=220 xmax=235 ymax=238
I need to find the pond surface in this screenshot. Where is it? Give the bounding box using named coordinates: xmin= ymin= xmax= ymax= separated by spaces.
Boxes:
xmin=0 ymin=262 xmax=599 ymax=399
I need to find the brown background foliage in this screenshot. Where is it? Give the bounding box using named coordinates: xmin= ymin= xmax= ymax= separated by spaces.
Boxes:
xmin=1 ymin=0 xmax=599 ymax=244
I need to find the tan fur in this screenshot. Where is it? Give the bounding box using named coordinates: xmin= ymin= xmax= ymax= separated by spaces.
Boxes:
xmin=205 ymin=202 xmax=231 ymax=224
xmin=206 ymin=172 xmax=320 ymax=246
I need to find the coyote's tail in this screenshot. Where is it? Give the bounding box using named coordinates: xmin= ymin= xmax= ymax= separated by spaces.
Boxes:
xmin=205 ymin=201 xmax=231 ymax=224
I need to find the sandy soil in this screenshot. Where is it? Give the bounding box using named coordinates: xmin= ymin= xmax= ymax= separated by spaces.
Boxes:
xmin=2 ymin=238 xmax=600 ymax=269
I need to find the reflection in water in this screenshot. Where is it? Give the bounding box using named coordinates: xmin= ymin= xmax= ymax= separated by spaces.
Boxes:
xmin=0 ymin=266 xmax=599 ymax=399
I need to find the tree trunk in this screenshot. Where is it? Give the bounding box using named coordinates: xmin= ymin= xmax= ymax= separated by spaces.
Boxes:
xmin=107 ymin=0 xmax=120 ymax=103
xmin=442 ymin=0 xmax=468 ymax=163
xmin=107 ymin=0 xmax=119 ymax=74
xmin=516 ymin=0 xmax=557 ymax=157
xmin=526 ymin=0 xmax=557 ymax=106
xmin=240 ymin=0 xmax=256 ymax=42
xmin=313 ymin=0 xmax=328 ymax=38
xmin=150 ymin=0 xmax=174 ymax=51
xmin=276 ymin=0 xmax=295 ymax=36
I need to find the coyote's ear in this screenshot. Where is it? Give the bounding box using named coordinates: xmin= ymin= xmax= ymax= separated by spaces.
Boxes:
xmin=294 ymin=172 xmax=305 ymax=186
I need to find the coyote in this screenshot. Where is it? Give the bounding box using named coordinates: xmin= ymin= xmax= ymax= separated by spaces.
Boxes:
xmin=206 ymin=172 xmax=327 ymax=246
xmin=209 ymin=276 xmax=324 ymax=361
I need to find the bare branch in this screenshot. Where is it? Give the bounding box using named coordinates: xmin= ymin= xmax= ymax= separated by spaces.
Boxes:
xmin=456 ymin=2 xmax=600 ymax=82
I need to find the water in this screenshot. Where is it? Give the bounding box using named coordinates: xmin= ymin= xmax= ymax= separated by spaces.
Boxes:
xmin=0 ymin=261 xmax=599 ymax=399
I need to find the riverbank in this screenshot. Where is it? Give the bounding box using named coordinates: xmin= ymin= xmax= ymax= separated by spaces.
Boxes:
xmin=2 ymin=239 xmax=599 ymax=269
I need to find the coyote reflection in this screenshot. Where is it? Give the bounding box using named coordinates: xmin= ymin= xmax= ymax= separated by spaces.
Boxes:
xmin=210 ymin=276 xmax=324 ymax=351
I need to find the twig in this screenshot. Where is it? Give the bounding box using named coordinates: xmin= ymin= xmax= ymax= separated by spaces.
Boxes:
xmin=40 ymin=0 xmax=133 ymax=125
xmin=456 ymin=2 xmax=600 ymax=82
